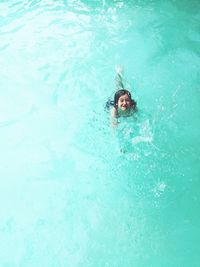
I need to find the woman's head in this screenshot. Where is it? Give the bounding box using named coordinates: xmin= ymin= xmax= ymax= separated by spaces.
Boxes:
xmin=114 ymin=89 xmax=136 ymax=111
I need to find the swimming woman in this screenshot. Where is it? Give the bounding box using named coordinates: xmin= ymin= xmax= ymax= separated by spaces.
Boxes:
xmin=106 ymin=66 xmax=137 ymax=127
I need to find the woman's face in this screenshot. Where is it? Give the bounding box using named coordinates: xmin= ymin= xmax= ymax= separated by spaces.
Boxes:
xmin=117 ymin=94 xmax=131 ymax=111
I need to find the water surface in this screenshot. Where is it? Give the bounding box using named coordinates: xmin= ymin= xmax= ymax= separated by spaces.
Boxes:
xmin=0 ymin=1 xmax=200 ymax=266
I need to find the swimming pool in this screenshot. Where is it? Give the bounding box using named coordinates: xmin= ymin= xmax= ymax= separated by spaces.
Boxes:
xmin=0 ymin=0 xmax=200 ymax=266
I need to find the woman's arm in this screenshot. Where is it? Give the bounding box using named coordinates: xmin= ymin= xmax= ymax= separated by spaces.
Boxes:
xmin=115 ymin=65 xmax=125 ymax=90
xmin=111 ymin=107 xmax=118 ymax=127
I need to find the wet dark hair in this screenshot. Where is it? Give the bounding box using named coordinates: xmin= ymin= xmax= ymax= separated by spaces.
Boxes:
xmin=114 ymin=89 xmax=136 ymax=108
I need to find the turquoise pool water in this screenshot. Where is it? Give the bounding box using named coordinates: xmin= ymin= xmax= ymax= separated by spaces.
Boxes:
xmin=0 ymin=1 xmax=200 ymax=266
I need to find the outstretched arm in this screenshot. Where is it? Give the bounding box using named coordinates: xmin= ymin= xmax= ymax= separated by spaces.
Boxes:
xmin=115 ymin=65 xmax=125 ymax=90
